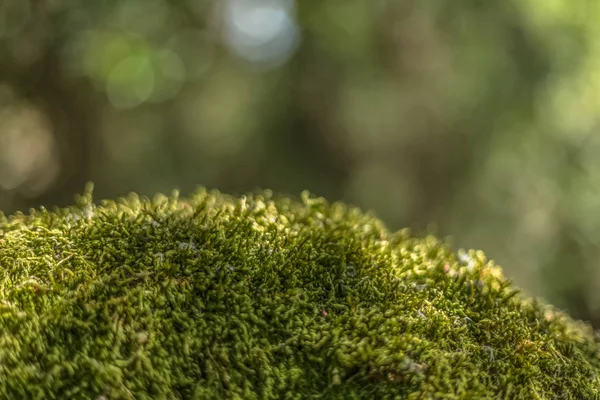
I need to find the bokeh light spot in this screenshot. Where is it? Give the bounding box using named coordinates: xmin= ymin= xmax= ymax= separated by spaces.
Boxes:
xmin=222 ymin=0 xmax=300 ymax=68
xmin=148 ymin=50 xmax=186 ymax=103
xmin=107 ymin=55 xmax=155 ymax=109
xmin=0 ymin=104 xmax=59 ymax=195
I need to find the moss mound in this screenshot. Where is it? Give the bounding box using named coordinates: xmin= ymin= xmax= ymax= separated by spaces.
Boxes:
xmin=0 ymin=187 xmax=599 ymax=399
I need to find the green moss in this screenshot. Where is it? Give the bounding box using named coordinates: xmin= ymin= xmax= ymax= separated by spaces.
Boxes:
xmin=0 ymin=185 xmax=599 ymax=399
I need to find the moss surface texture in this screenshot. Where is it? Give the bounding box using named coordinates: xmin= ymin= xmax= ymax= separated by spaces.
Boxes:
xmin=0 ymin=186 xmax=599 ymax=399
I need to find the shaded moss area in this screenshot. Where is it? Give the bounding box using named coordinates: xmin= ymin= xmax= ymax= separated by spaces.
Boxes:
xmin=0 ymin=186 xmax=599 ymax=399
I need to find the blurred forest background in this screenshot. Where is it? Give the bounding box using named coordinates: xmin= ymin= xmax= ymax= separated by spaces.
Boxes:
xmin=1 ymin=0 xmax=600 ymax=327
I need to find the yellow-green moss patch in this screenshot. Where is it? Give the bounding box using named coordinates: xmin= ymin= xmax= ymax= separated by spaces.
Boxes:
xmin=0 ymin=186 xmax=598 ymax=399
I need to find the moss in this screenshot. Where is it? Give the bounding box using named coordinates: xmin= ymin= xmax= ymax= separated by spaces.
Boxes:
xmin=0 ymin=185 xmax=599 ymax=399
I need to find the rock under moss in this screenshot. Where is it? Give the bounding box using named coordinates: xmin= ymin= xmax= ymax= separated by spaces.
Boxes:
xmin=0 ymin=186 xmax=599 ymax=399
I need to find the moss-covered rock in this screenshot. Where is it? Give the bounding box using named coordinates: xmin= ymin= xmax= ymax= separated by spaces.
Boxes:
xmin=0 ymin=186 xmax=599 ymax=399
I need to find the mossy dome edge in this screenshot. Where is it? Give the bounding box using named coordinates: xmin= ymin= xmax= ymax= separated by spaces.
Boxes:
xmin=0 ymin=186 xmax=598 ymax=399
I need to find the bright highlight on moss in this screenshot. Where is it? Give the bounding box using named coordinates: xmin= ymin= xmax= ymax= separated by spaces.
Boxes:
xmin=0 ymin=185 xmax=599 ymax=399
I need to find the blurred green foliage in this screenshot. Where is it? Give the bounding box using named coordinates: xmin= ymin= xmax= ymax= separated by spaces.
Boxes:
xmin=1 ymin=0 xmax=600 ymax=327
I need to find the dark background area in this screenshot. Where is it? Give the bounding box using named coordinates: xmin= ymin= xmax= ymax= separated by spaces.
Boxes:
xmin=2 ymin=0 xmax=600 ymax=327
